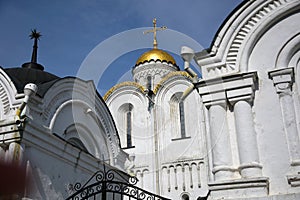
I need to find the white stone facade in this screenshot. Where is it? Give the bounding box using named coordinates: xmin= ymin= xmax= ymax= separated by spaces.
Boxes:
xmin=106 ymin=0 xmax=300 ymax=199
xmin=105 ymin=65 xmax=207 ymax=199
xmin=0 ymin=69 xmax=127 ymax=199
xmin=195 ymin=0 xmax=300 ymax=199
xmin=1 ymin=0 xmax=300 ymax=199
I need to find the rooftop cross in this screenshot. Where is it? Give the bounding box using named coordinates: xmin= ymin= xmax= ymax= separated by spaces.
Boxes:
xmin=143 ymin=18 xmax=167 ymax=49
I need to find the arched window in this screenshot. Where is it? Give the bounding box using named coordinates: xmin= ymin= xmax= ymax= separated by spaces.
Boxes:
xmin=170 ymin=92 xmax=188 ymax=140
xmin=146 ymin=76 xmax=152 ymax=90
xmin=126 ymin=104 xmax=133 ymax=148
xmin=119 ymin=103 xmax=134 ymax=148
xmin=179 ymin=101 xmax=186 ymax=138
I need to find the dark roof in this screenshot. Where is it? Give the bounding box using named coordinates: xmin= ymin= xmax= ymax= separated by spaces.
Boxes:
xmin=3 ymin=67 xmax=60 ymax=97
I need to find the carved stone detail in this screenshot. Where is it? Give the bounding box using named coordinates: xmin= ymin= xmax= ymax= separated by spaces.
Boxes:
xmin=196 ymin=0 xmax=291 ymax=79
xmin=269 ymin=68 xmax=300 ymax=180
xmin=161 ymin=159 xmax=204 ymax=192
xmin=0 ymin=83 xmax=10 ymax=114
xmin=197 ymin=72 xmax=262 ymax=180
xmin=41 ymin=78 xmax=121 ymax=164
xmin=132 ymin=62 xmax=178 ymax=88
xmin=226 ymin=0 xmax=286 ymax=69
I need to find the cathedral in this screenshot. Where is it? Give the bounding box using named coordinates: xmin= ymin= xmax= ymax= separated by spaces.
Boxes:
xmin=1 ymin=0 xmax=300 ymax=199
xmin=104 ymin=19 xmax=206 ymax=199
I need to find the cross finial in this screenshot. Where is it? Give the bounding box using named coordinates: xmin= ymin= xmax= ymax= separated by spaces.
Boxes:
xmin=21 ymin=29 xmax=44 ymax=70
xmin=29 ymin=29 xmax=42 ymax=63
xmin=143 ymin=18 xmax=167 ymax=49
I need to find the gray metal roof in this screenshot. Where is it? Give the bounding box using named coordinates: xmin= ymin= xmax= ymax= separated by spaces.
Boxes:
xmin=4 ymin=67 xmax=60 ymax=97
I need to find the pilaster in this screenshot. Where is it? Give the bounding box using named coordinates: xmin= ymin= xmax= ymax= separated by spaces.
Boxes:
xmin=269 ymin=67 xmax=300 ymax=187
xmin=197 ymin=72 xmax=268 ymax=199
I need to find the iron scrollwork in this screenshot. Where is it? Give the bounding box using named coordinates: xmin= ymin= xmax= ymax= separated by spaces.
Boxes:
xmin=66 ymin=166 xmax=170 ymax=200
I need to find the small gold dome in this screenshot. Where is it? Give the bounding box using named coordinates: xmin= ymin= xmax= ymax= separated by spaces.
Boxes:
xmin=136 ymin=49 xmax=176 ymax=66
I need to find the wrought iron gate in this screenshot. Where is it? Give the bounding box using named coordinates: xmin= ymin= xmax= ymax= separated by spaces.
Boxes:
xmin=66 ymin=166 xmax=171 ymax=200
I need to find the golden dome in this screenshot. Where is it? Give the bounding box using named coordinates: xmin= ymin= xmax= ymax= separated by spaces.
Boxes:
xmin=135 ymin=49 xmax=176 ymax=66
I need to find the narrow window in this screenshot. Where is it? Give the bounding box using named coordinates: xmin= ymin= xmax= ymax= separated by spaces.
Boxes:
xmin=147 ymin=76 xmax=152 ymax=90
xmin=126 ymin=104 xmax=133 ymax=148
xmin=179 ymin=101 xmax=186 ymax=138
xmin=170 ymin=92 xmax=189 ymax=140
xmin=126 ymin=110 xmax=132 ymax=147
xmin=119 ymin=103 xmax=135 ymax=149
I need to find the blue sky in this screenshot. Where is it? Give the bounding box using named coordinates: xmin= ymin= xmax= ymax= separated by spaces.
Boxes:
xmin=0 ymin=0 xmax=243 ymax=95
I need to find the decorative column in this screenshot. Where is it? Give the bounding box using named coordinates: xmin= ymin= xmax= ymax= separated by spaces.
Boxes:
xmin=198 ymin=72 xmax=263 ymax=180
xmin=269 ymin=68 xmax=300 ymax=186
xmin=197 ymin=80 xmax=235 ymax=181
xmin=197 ymin=72 xmax=268 ymax=199
xmin=233 ymin=100 xmax=261 ymax=177
xmin=226 ymin=74 xmax=262 ymax=178
xmin=209 ymin=102 xmax=234 ymax=181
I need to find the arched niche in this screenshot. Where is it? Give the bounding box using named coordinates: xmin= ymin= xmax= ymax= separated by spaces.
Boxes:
xmin=42 ymin=77 xmax=122 ymax=166
xmin=276 ymin=33 xmax=300 ymax=68
xmin=50 ymin=100 xmax=109 ymax=160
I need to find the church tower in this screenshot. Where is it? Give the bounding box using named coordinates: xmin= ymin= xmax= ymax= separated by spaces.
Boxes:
xmin=104 ymin=19 xmax=208 ymax=200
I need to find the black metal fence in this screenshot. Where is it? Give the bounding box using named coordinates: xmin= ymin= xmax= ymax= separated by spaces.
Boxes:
xmin=66 ymin=166 xmax=171 ymax=200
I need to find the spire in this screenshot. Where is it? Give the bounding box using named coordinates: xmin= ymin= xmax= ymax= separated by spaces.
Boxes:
xmin=22 ymin=29 xmax=44 ymax=70
xmin=143 ymin=18 xmax=167 ymax=49
xmin=29 ymin=29 xmax=42 ymax=63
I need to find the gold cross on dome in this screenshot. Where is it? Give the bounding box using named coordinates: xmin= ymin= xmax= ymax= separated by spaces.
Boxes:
xmin=143 ymin=18 xmax=167 ymax=49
